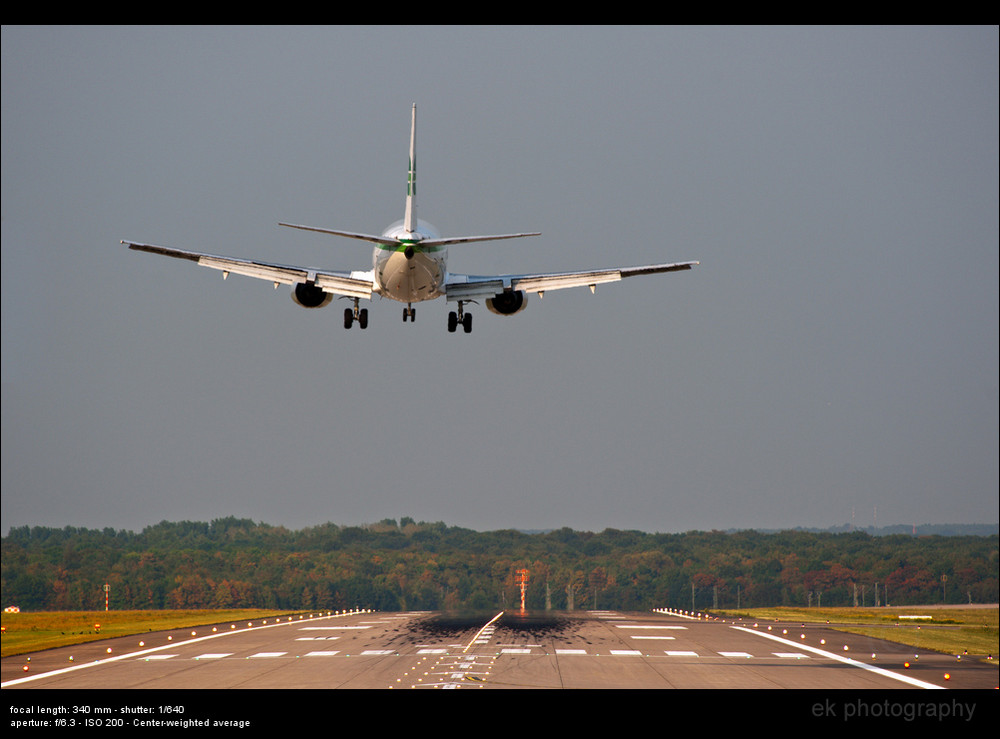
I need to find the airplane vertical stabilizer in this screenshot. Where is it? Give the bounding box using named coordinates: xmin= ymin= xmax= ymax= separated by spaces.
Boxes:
xmin=403 ymin=103 xmax=417 ymax=236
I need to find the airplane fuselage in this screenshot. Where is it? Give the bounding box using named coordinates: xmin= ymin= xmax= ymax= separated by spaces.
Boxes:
xmin=373 ymin=218 xmax=447 ymax=303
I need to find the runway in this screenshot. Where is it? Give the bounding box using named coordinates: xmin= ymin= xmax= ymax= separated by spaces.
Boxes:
xmin=4 ymin=608 xmax=997 ymax=726
xmin=3 ymin=608 xmax=996 ymax=690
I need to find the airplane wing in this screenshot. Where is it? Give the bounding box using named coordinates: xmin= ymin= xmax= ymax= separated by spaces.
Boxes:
xmin=121 ymin=241 xmax=374 ymax=299
xmin=444 ymin=261 xmax=699 ymax=301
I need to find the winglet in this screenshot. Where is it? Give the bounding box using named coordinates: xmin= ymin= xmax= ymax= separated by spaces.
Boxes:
xmin=403 ymin=103 xmax=417 ymax=236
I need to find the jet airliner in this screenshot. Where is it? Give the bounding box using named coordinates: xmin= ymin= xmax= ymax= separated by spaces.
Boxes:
xmin=123 ymin=104 xmax=698 ymax=333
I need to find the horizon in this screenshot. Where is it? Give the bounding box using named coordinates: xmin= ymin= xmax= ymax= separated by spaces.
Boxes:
xmin=5 ymin=517 xmax=997 ymax=539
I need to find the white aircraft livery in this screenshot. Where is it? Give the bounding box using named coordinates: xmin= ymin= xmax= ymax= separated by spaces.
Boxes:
xmin=123 ymin=104 xmax=698 ymax=333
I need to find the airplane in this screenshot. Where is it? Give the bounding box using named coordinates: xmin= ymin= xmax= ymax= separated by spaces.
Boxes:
xmin=122 ymin=104 xmax=698 ymax=333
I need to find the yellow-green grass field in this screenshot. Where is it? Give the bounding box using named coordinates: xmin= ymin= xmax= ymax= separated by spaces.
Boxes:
xmin=711 ymin=605 xmax=999 ymax=662
xmin=0 ymin=609 xmax=311 ymax=658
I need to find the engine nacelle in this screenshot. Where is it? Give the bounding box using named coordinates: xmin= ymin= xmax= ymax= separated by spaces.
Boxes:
xmin=291 ymin=282 xmax=333 ymax=309
xmin=486 ymin=290 xmax=528 ymax=316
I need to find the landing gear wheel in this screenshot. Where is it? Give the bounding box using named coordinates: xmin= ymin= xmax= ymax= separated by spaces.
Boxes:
xmin=345 ymin=298 xmax=367 ymax=329
xmin=448 ymin=301 xmax=472 ymax=333
xmin=403 ymin=305 xmax=416 ymax=322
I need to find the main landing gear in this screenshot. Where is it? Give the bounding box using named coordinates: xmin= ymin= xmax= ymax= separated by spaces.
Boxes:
xmin=343 ymin=300 xmax=473 ymax=332
xmin=448 ymin=301 xmax=472 ymax=334
xmin=343 ymin=298 xmax=368 ymax=329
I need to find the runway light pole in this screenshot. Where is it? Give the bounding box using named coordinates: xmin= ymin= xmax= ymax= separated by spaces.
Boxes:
xmin=515 ymin=569 xmax=529 ymax=614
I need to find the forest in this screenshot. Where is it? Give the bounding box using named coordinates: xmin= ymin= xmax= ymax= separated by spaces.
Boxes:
xmin=2 ymin=518 xmax=997 ymax=613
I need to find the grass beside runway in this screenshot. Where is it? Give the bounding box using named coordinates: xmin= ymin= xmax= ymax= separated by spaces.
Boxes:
xmin=0 ymin=609 xmax=313 ymax=657
xmin=710 ymin=605 xmax=998 ymax=660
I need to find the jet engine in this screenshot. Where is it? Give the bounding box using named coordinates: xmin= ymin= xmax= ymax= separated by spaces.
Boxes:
xmin=291 ymin=282 xmax=333 ymax=309
xmin=486 ymin=290 xmax=528 ymax=316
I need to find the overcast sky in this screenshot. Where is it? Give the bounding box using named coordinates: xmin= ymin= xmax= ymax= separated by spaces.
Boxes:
xmin=2 ymin=26 xmax=997 ymax=536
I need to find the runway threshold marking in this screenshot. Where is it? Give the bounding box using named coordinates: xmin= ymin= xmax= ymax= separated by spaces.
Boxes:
xmin=731 ymin=625 xmax=944 ymax=689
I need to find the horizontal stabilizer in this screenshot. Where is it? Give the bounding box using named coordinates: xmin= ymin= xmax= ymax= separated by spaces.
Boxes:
xmin=280 ymin=221 xmax=539 ymax=248
xmin=420 ymin=232 xmax=540 ymax=247
xmin=278 ymin=222 xmax=400 ymax=246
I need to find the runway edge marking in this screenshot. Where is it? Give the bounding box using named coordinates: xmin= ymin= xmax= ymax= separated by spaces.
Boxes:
xmin=2 ymin=612 xmax=356 ymax=688
xmin=730 ymin=625 xmax=944 ymax=689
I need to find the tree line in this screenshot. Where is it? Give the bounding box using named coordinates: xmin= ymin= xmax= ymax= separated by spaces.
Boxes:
xmin=2 ymin=517 xmax=997 ymax=613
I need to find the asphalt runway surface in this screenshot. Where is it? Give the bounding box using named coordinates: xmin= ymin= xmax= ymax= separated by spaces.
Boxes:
xmin=4 ymin=609 xmax=997 ymax=727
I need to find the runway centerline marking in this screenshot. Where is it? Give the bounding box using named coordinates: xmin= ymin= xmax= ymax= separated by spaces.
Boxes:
xmin=615 ymin=625 xmax=687 ymax=629
xmin=462 ymin=612 xmax=503 ymax=653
